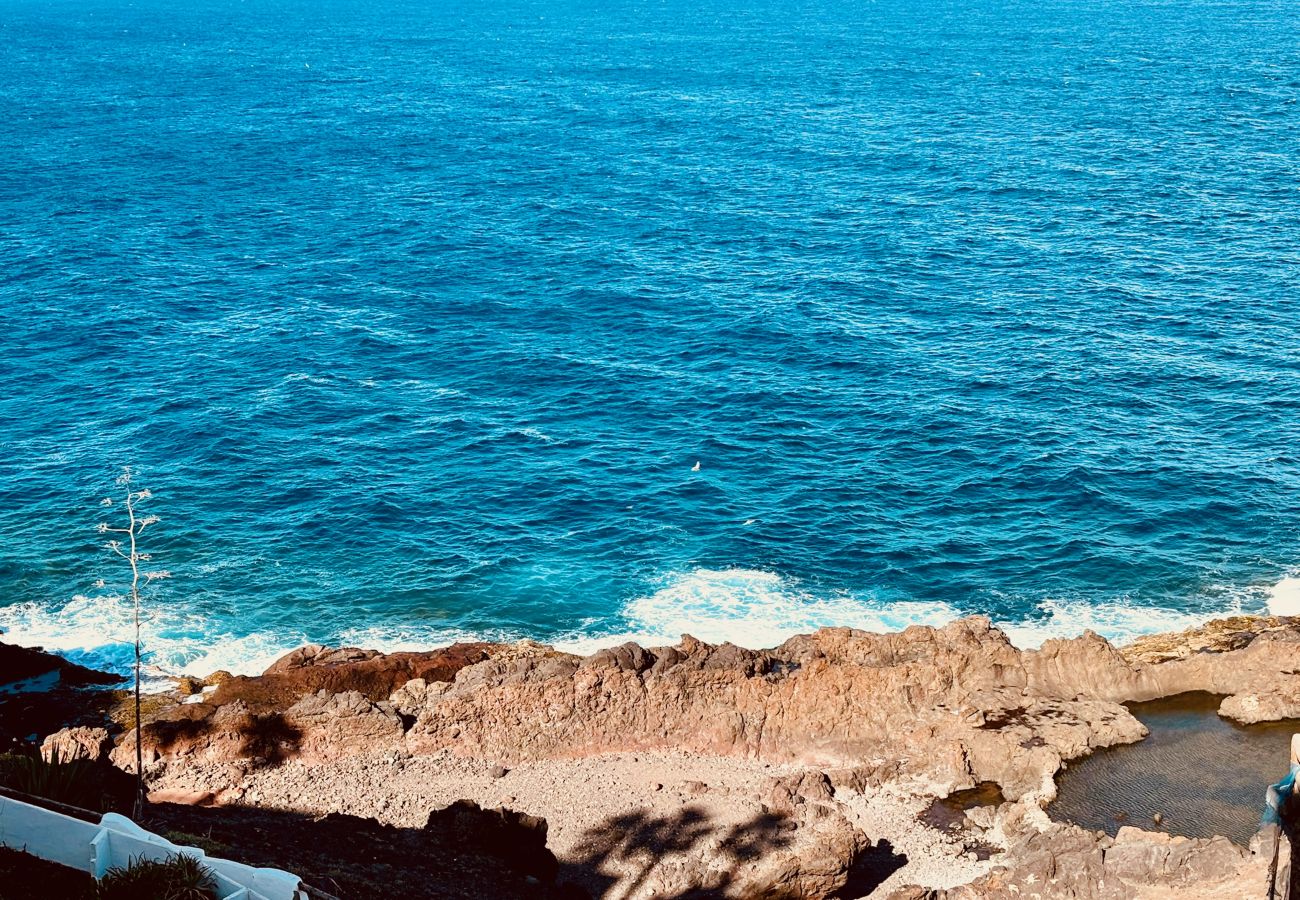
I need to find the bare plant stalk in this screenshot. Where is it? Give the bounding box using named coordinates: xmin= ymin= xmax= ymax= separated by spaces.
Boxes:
xmin=98 ymin=467 xmax=169 ymax=819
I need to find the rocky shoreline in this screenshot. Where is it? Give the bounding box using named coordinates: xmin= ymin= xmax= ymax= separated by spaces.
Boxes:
xmin=14 ymin=615 xmax=1300 ymax=898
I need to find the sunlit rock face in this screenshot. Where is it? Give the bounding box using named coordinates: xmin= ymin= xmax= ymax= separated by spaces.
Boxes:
xmin=119 ymin=615 xmax=1300 ymax=802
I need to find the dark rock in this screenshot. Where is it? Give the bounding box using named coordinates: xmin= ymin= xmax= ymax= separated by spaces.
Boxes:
xmin=0 ymin=642 xmax=117 ymax=689
xmin=0 ymin=642 xmax=120 ymax=755
xmin=145 ymin=800 xmax=568 ymax=900
xmin=424 ymin=799 xmax=557 ymax=884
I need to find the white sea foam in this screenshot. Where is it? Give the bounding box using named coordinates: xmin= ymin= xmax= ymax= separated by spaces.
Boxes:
xmin=1 ymin=567 xmax=1286 ymax=684
xmin=1267 ymin=574 xmax=1300 ymax=616
xmin=0 ymin=594 xmax=137 ymax=674
xmin=556 ymin=568 xmax=1261 ymax=653
xmin=553 ymin=568 xmax=962 ymax=653
xmin=996 ymin=597 xmax=1239 ymax=649
xmin=511 ymin=427 xmax=555 ymax=443
xmin=0 ymin=593 xmax=307 ymax=688
xmin=282 ymin=372 xmax=332 ymax=385
xmin=336 ymin=624 xmax=518 ymax=654
xmin=169 ymin=633 xmax=309 ymax=680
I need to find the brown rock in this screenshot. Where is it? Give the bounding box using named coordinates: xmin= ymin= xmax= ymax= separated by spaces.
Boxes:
xmin=114 ymin=615 xmax=1300 ymax=900
xmin=1122 ymin=615 xmax=1300 ymax=664
xmin=1105 ymin=826 xmax=1246 ymax=885
xmin=581 ymin=642 xmax=655 ymax=673
xmin=123 ymin=614 xmax=1300 ymax=835
xmin=206 ymin=641 xmax=505 ymax=715
xmin=147 ymin=788 xmax=216 ymax=806
xmin=40 ymin=726 xmax=112 ymax=763
xmin=765 ymin=771 xmax=835 ymax=811
xmin=918 ymin=815 xmax=1263 ymax=900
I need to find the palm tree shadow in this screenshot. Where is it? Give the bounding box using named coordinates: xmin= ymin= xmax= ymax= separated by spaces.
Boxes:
xmin=559 ymin=805 xmax=797 ymax=900
xmin=143 ymin=710 xmax=303 ymax=769
xmin=559 ymin=805 xmax=909 ymax=900
xmin=144 ymin=793 xmax=908 ymax=899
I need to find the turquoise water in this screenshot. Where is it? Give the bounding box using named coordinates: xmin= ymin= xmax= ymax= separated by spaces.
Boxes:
xmin=2 ymin=0 xmax=1299 ymax=677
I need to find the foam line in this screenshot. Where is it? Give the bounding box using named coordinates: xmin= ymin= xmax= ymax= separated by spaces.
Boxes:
xmin=0 ymin=567 xmax=1279 ymax=686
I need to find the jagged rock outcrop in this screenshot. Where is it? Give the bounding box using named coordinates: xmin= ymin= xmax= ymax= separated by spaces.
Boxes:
xmin=1122 ymin=616 xmax=1300 ymax=664
xmin=123 ymin=619 xmax=1137 ymax=802
xmin=1026 ymin=619 xmax=1300 ymax=724
xmin=0 ymin=641 xmax=120 ymax=755
xmin=111 ymin=614 xmax=1300 ymax=899
xmin=111 ymin=642 xmax=515 ymax=770
xmin=896 ymin=812 xmax=1270 ymax=899
xmin=40 ymin=725 xmax=111 ymax=763
xmin=749 ymin=771 xmax=872 ymax=898
xmin=0 ymin=641 xmax=118 ymax=689
xmin=212 ymin=641 xmax=506 ymax=710
xmin=122 ymin=615 xmax=1300 ymax=807
xmin=401 ymin=621 xmax=1147 ymax=802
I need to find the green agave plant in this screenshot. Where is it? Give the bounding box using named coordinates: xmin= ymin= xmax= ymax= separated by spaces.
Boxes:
xmin=0 ymin=750 xmax=109 ymax=811
xmin=98 ymin=853 xmax=218 ymax=900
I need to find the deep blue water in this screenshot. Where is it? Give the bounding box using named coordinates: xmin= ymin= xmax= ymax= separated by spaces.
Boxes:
xmin=2 ymin=0 xmax=1299 ymax=676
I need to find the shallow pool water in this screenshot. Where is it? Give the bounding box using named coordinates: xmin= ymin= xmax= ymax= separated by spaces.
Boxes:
xmin=1050 ymin=693 xmax=1300 ymax=846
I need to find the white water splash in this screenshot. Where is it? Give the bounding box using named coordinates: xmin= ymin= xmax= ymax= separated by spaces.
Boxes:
xmin=0 ymin=593 xmax=306 ymax=687
xmin=1268 ymin=574 xmax=1300 ymax=616
xmin=0 ymin=566 xmax=1283 ymax=683
xmin=996 ymin=596 xmax=1240 ymax=649
xmin=553 ymin=568 xmax=961 ymax=653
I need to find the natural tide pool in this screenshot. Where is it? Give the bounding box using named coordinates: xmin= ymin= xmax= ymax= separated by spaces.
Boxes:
xmin=1050 ymin=693 xmax=1300 ymax=846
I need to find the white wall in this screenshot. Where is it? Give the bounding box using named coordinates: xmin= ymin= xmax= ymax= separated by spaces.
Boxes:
xmin=0 ymin=795 xmax=305 ymax=900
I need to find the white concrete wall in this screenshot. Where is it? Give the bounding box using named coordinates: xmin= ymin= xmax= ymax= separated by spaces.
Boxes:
xmin=0 ymin=795 xmax=305 ymax=900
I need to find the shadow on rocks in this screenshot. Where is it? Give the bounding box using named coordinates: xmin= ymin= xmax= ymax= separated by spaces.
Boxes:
xmin=143 ymin=710 xmax=304 ymax=770
xmin=0 ymin=641 xmax=120 ymax=755
xmin=146 ymin=798 xmax=571 ymax=900
xmin=832 ymin=838 xmax=908 ymax=899
xmin=146 ymin=798 xmax=855 ymax=900
xmin=559 ymin=804 xmax=823 ymax=900
xmin=236 ymin=712 xmax=304 ymax=766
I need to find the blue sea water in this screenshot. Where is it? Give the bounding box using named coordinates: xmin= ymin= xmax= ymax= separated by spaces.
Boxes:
xmin=2 ymin=0 xmax=1299 ymax=677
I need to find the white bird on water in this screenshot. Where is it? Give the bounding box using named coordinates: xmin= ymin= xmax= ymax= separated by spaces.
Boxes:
xmin=691 ymin=461 xmax=701 ymax=472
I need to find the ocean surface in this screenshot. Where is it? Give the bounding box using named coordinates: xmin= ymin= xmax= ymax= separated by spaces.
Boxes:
xmin=2 ymin=0 xmax=1299 ymax=679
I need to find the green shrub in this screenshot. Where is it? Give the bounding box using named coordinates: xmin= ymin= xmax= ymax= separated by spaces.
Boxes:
xmin=98 ymin=853 xmax=218 ymax=900
xmin=0 ymin=751 xmax=109 ymax=811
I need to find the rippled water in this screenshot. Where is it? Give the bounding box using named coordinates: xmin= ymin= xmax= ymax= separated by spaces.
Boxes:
xmin=1052 ymin=694 xmax=1299 ymax=845
xmin=1 ymin=0 xmax=1298 ymax=676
